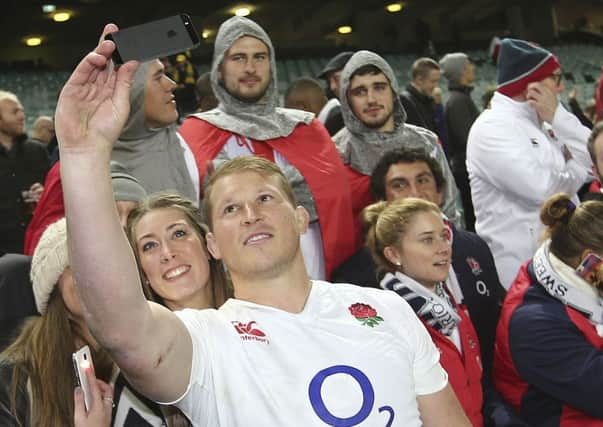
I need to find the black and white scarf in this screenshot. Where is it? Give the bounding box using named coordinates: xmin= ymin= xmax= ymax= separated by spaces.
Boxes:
xmin=381 ymin=271 xmax=461 ymax=336
xmin=532 ymin=241 xmax=603 ymax=330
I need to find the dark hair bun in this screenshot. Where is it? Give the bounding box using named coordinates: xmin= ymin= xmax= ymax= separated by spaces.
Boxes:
xmin=540 ymin=193 xmax=573 ymax=228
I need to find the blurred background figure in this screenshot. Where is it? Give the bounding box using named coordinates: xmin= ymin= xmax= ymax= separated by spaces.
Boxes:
xmin=432 ymin=86 xmax=449 ymax=156
xmin=568 ymin=86 xmax=594 ymax=128
xmin=194 ymin=72 xmax=218 ymax=113
xmin=0 ymin=91 xmax=49 ymax=255
xmin=400 ymin=57 xmax=441 ymax=135
xmin=284 ymin=77 xmax=327 ymax=116
xmin=440 ymin=52 xmax=479 ymax=231
xmin=29 ymin=116 xmax=54 ymax=150
xmin=171 ymin=52 xmax=199 ymax=119
xmin=317 ymin=51 xmax=354 ymax=135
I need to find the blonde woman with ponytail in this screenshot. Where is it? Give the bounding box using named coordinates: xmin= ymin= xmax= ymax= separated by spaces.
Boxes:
xmin=363 ymin=198 xmax=485 ymax=427
xmin=494 ymin=193 xmax=603 ymax=426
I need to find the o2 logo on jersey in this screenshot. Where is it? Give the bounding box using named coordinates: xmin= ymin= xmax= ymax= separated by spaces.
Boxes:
xmin=308 ymin=365 xmax=394 ymax=426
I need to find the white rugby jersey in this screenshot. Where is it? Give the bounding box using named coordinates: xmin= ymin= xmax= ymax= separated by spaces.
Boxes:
xmin=170 ymin=281 xmax=447 ymax=426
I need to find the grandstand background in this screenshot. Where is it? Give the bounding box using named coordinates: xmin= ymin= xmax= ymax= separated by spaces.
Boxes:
xmin=2 ymin=0 xmax=603 ymax=129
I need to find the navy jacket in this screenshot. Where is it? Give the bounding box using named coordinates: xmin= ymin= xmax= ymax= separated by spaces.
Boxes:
xmin=495 ymin=262 xmax=603 ymax=427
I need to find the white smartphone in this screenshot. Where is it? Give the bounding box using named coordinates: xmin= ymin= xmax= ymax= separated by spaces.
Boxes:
xmin=72 ymin=345 xmax=94 ymax=411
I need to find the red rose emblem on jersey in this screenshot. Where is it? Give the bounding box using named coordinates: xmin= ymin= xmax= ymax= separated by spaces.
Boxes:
xmin=349 ymin=303 xmax=383 ymax=327
xmin=349 ymin=303 xmax=377 ymax=318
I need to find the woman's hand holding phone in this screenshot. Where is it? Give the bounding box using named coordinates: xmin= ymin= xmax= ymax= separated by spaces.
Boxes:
xmin=74 ymin=365 xmax=114 ymax=427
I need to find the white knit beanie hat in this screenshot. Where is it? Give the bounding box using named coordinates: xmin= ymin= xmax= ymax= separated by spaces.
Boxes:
xmin=30 ymin=218 xmax=69 ymax=315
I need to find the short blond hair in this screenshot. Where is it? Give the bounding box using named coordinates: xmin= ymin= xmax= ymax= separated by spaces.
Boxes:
xmin=203 ymin=156 xmax=296 ymax=229
xmin=0 ymin=90 xmax=19 ymax=105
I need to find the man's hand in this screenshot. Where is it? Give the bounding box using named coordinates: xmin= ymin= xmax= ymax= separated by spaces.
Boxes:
xmin=569 ymin=87 xmax=577 ymax=101
xmin=55 ymin=23 xmax=139 ymax=156
xmin=526 ymin=81 xmax=558 ymax=123
xmin=29 ymin=182 xmax=44 ymax=202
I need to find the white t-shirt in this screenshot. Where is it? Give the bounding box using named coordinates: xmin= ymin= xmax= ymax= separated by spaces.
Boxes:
xmin=221 ymin=135 xmax=325 ymax=280
xmin=169 ymin=281 xmax=448 ymax=426
xmin=176 ymin=132 xmax=200 ymax=205
xmin=317 ymin=98 xmax=340 ymax=123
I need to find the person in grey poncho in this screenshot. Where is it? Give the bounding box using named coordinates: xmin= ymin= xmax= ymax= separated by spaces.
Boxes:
xmin=112 ymin=59 xmax=198 ymax=204
xmin=179 ymin=16 xmax=356 ymax=280
xmin=333 ymin=50 xmax=461 ymax=228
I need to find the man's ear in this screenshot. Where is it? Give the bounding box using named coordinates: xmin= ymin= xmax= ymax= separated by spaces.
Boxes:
xmin=294 ymin=206 xmax=310 ymax=235
xmin=434 ymin=190 xmax=443 ymax=208
xmin=217 ymin=59 xmax=226 ymax=83
xmin=206 ymin=232 xmax=222 ymax=260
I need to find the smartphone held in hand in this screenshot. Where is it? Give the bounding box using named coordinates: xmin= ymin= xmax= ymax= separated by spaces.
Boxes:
xmin=575 ymin=252 xmax=603 ymax=284
xmin=105 ymin=14 xmax=200 ymax=64
xmin=73 ymin=345 xmax=94 ymax=412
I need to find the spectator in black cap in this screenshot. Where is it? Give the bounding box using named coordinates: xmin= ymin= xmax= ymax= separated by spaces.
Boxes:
xmin=317 ymin=51 xmax=354 ymax=135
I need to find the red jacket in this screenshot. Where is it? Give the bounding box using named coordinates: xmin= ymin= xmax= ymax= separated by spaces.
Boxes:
xmin=179 ymin=117 xmax=357 ymax=278
xmin=495 ymin=261 xmax=603 ymax=427
xmin=423 ymin=301 xmax=484 ymax=427
xmin=23 ymin=162 xmax=64 ymax=255
xmin=342 ymin=166 xmax=374 ymax=240
xmin=589 ymin=180 xmax=601 ymax=194
xmin=596 ymin=69 xmax=603 ymax=122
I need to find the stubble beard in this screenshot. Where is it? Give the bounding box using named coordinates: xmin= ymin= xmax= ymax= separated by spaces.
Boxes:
xmin=362 ymin=108 xmax=394 ymax=130
xmin=228 ymin=79 xmax=271 ymax=104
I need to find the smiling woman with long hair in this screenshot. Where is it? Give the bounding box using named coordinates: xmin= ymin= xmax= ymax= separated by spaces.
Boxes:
xmin=125 ymin=192 xmax=230 ymax=311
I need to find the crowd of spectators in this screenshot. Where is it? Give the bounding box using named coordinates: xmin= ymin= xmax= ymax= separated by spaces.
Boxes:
xmin=1 ymin=13 xmax=603 ymax=427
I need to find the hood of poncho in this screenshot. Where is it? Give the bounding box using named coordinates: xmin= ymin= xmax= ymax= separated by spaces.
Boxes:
xmin=112 ymin=61 xmax=197 ymax=201
xmin=334 ymin=50 xmax=418 ymax=175
xmin=192 ymin=16 xmax=312 ymax=140
xmin=339 ymin=50 xmax=407 ymax=137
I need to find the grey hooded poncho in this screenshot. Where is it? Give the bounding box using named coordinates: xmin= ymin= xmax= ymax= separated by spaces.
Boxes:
xmin=112 ymin=61 xmax=197 ymax=202
xmin=333 ymin=50 xmax=460 ymax=225
xmin=191 ymin=16 xmax=318 ymax=221
xmin=190 ymin=16 xmax=313 ymax=141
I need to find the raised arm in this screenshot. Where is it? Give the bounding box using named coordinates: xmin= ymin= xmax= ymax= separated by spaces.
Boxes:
xmin=56 ymin=24 xmax=191 ymax=402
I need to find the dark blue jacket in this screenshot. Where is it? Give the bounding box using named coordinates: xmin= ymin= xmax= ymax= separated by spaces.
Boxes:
xmin=495 ymin=262 xmax=603 ymax=427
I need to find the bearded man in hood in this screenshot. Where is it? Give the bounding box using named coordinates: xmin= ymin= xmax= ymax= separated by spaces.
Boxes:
xmin=179 ymin=16 xmax=355 ymax=280
xmin=333 ymin=51 xmax=460 ymax=234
